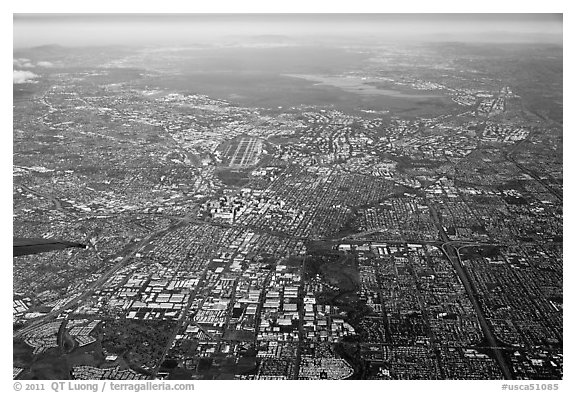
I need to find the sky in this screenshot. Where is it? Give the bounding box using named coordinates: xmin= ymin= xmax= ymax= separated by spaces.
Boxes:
xmin=13 ymin=13 xmax=563 ymax=48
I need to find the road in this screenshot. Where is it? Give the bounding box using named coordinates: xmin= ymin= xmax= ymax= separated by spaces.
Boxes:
xmin=505 ymin=152 xmax=562 ymax=202
xmin=503 ymin=129 xmax=562 ymax=202
xmin=428 ymin=202 xmax=513 ymax=379
xmin=18 ymin=184 xmax=63 ymax=211
xmin=150 ymin=263 xmax=212 ymax=378
xmin=14 ymin=198 xmax=307 ymax=340
xmin=14 ymin=218 xmax=188 ymax=339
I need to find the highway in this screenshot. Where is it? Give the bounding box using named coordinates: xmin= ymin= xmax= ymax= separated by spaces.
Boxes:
xmin=504 ymin=129 xmax=562 ymax=202
xmin=428 ymin=202 xmax=514 ymax=379
xmin=19 ymin=184 xmax=63 ymax=211
xmin=14 ymin=218 xmax=189 ymax=339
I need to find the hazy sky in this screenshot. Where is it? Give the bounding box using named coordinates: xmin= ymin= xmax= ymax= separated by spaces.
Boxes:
xmin=13 ymin=14 xmax=563 ymax=48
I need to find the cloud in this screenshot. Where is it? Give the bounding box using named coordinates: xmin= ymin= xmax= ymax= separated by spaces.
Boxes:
xmin=13 ymin=58 xmax=34 ymax=68
xmin=13 ymin=70 xmax=39 ymax=84
xmin=14 ymin=58 xmax=56 ymax=69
